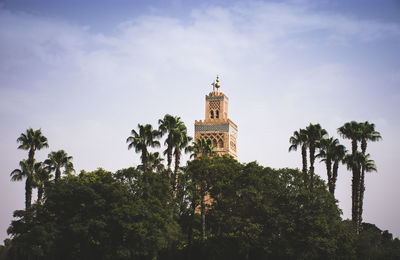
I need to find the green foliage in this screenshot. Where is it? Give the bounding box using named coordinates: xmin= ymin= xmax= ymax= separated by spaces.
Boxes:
xmin=158 ymin=114 xmax=186 ymax=174
xmin=317 ymin=137 xmax=346 ymax=195
xmin=188 ymin=138 xmax=216 ymax=158
xmin=127 ymin=123 xmax=161 ymax=172
xmin=183 ymin=156 xmax=352 ymax=259
xmin=16 ymin=128 xmax=49 ymax=160
xmin=7 ymin=168 xmax=179 ymax=260
xmin=355 ymin=222 xmax=400 ymax=260
xmin=44 ymin=150 xmax=74 ymax=181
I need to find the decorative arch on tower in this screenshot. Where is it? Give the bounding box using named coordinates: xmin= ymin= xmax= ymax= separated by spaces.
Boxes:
xmin=199 ymin=132 xmax=225 ymax=150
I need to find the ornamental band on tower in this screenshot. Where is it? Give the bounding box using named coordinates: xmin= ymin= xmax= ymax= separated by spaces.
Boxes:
xmin=194 ymin=75 xmax=238 ymax=159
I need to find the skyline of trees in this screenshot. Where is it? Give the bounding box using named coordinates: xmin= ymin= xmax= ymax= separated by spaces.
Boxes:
xmin=9 ymin=119 xmax=384 ymax=228
xmin=3 ymin=117 xmax=394 ymax=259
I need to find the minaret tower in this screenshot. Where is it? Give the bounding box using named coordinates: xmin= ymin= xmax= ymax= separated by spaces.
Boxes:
xmin=194 ymin=76 xmax=238 ymax=159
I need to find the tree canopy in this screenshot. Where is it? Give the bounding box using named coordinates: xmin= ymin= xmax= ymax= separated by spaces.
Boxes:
xmin=4 ymin=120 xmax=398 ymax=260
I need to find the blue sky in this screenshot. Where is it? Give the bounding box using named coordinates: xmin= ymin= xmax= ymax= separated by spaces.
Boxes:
xmin=1 ymin=0 xmax=400 ymax=242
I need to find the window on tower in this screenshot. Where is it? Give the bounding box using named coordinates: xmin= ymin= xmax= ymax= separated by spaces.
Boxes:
xmin=216 ymin=110 xmax=219 ymax=118
xmin=210 ymin=110 xmax=214 ymax=119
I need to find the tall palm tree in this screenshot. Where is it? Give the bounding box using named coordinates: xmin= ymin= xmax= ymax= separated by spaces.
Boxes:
xmin=343 ymin=151 xmax=362 ymax=233
xmin=11 ymin=159 xmax=34 ymax=209
xmin=44 ymin=150 xmax=74 ymax=182
xmin=17 ymin=128 xmax=49 ymax=166
xmin=305 ymin=123 xmax=327 ymax=188
xmin=338 ymin=121 xmax=362 ymax=233
xmin=344 ymin=152 xmax=376 ymax=234
xmin=159 ymin=114 xmax=184 ymax=177
xmin=173 ymin=130 xmax=192 ymax=197
xmin=33 ymin=162 xmax=51 ymax=205
xmin=289 ymin=129 xmax=308 ymax=174
xmin=317 ymin=137 xmax=346 ymax=195
xmin=358 ymin=122 xmax=381 ymax=232
xmin=127 ymin=124 xmax=161 ymax=172
xmin=15 ymin=128 xmax=48 ymax=209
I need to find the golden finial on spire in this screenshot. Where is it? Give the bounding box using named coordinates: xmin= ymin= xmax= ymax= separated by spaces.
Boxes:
xmin=215 ymin=75 xmax=220 ymax=89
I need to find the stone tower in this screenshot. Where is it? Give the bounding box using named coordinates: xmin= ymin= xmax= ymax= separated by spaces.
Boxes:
xmin=194 ymin=76 xmax=238 ymax=159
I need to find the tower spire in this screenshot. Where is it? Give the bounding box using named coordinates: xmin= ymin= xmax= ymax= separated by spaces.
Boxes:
xmin=215 ymin=75 xmax=220 ymax=89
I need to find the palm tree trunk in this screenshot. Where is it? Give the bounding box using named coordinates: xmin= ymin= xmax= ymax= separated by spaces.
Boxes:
xmin=351 ymin=140 xmax=358 ymax=155
xmin=55 ymin=168 xmax=61 ymax=182
xmin=142 ymin=149 xmax=147 ymax=173
xmin=167 ymin=145 xmax=173 ymax=179
xmin=325 ymin=157 xmax=333 ymax=194
xmin=351 ymin=139 xmax=359 ymax=233
xmin=25 ymin=176 xmax=32 ymax=209
xmin=358 ymin=140 xmax=367 ymax=232
xmin=201 ymin=197 xmax=206 ymax=241
xmin=26 ymin=148 xmax=35 ymax=209
xmin=28 ymin=148 xmax=35 ymax=164
xmin=352 ymin=170 xmax=358 ymax=233
xmin=352 ymin=166 xmax=361 ymax=234
xmin=173 ymin=148 xmax=181 ymax=198
xmin=301 ymin=144 xmax=307 ymax=173
xmin=309 ymin=144 xmax=315 ymax=189
xmin=37 ymin=185 xmax=44 ymax=205
xmin=361 ymin=140 xmax=367 ymax=155
xmin=301 ymin=144 xmax=308 ymax=185
xmin=359 ymin=168 xmax=366 ymax=233
xmin=332 ymin=160 xmax=339 ymax=196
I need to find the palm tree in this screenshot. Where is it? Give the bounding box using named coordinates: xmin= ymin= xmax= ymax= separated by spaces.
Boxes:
xmin=127 ymin=124 xmax=161 ymax=172
xmin=44 ymin=150 xmax=74 ymax=182
xmin=358 ymin=153 xmax=377 ymax=232
xmin=359 ymin=121 xmax=382 ymax=155
xmin=317 ymin=137 xmax=346 ymax=195
xmin=358 ymin=122 xmax=381 ymax=232
xmin=289 ymin=129 xmax=308 ymax=174
xmin=10 ymin=159 xmax=34 ymax=209
xmin=338 ymin=121 xmax=362 ymax=233
xmin=338 ymin=121 xmax=361 ymax=157
xmin=173 ymin=130 xmax=192 ymax=197
xmin=331 ymin=142 xmax=346 ymax=197
xmin=343 ymin=151 xmax=362 ymax=233
xmin=15 ymin=128 xmax=48 ymax=209
xmin=189 ymin=138 xmax=216 ymax=158
xmin=159 ymin=114 xmax=185 ymax=178
xmin=17 ymin=128 xmax=49 ymax=165
xmin=305 ymin=123 xmax=327 ymax=188
xmin=138 ymin=152 xmax=165 ymax=173
xmin=33 ymin=162 xmax=51 ymax=204
xmin=344 ymin=152 xmax=376 ymax=234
